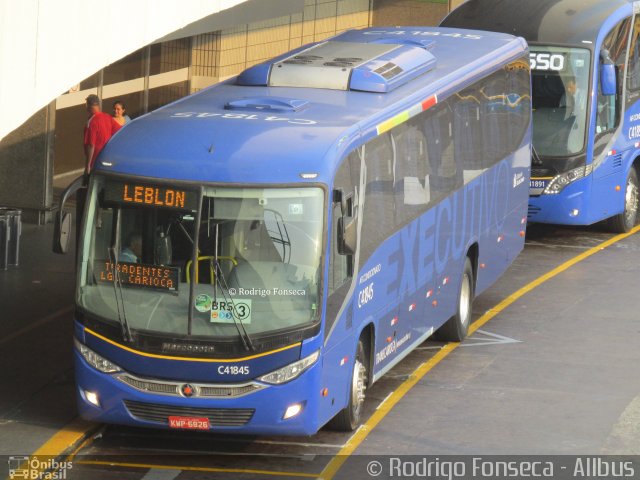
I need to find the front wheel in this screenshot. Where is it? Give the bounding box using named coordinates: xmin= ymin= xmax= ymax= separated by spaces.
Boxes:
xmin=434 ymin=257 xmax=474 ymax=342
xmin=328 ymin=339 xmax=368 ymax=431
xmin=608 ymin=168 xmax=639 ymax=233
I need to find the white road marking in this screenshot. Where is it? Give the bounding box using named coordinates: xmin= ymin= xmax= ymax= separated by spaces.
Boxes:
xmin=415 ymin=329 xmax=521 ymax=350
xmin=462 ymin=329 xmax=522 ymax=347
xmin=601 ymin=395 xmax=640 ymax=454
xmin=141 ymin=469 xmax=181 ymax=480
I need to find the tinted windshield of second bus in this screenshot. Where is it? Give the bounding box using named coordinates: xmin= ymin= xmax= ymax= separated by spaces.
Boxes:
xmin=530 ymin=46 xmax=591 ymax=157
xmin=77 ymin=177 xmax=324 ymax=341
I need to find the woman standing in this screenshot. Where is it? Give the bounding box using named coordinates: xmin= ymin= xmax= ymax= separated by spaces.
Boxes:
xmin=112 ymin=100 xmax=131 ymax=126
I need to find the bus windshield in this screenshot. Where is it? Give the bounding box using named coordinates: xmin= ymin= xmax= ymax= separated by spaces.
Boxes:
xmin=78 ymin=176 xmax=324 ymax=340
xmin=530 ymin=46 xmax=591 ymax=157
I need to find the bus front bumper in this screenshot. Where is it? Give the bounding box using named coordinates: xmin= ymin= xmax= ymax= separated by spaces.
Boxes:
xmin=527 ymin=179 xmax=592 ymax=225
xmin=74 ymin=349 xmax=322 ymax=436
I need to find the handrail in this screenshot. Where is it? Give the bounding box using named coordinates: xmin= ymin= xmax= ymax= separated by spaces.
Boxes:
xmin=185 ymin=255 xmax=238 ymax=284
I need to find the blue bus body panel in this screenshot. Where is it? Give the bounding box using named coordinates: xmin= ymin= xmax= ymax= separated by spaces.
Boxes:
xmin=317 ymin=149 xmax=530 ymax=424
xmin=81 ymin=27 xmax=531 ymax=434
xmin=442 ymin=0 xmax=632 ymax=46
xmin=78 ymin=322 xmax=304 ymax=383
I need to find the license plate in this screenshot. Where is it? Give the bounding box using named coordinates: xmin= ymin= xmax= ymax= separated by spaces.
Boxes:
xmin=529 ymin=178 xmax=549 ymax=196
xmin=168 ymin=416 xmax=210 ymax=430
xmin=529 ymin=179 xmax=549 ymax=189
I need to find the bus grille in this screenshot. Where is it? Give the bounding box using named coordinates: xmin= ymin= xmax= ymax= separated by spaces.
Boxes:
xmin=528 ymin=204 xmax=541 ymax=219
xmin=116 ymin=373 xmax=265 ymax=398
xmin=531 ymin=167 xmax=556 ymax=177
xmin=124 ymin=400 xmax=255 ymax=426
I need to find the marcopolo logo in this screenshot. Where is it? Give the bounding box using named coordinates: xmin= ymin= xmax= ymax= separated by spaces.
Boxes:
xmin=8 ymin=456 xmax=73 ymax=479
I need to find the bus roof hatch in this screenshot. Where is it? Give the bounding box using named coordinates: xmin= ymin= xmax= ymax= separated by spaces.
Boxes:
xmin=237 ymin=40 xmax=437 ymax=93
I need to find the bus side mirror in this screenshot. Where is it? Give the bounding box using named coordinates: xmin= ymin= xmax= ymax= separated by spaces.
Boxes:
xmin=600 ymin=49 xmax=616 ymax=96
xmin=52 ymin=174 xmax=86 ymax=255
xmin=333 ymin=188 xmax=347 ymax=216
xmin=337 ymin=216 xmax=357 ymax=255
xmin=53 ymin=211 xmax=72 ymax=254
xmin=601 ymin=64 xmax=616 ymax=96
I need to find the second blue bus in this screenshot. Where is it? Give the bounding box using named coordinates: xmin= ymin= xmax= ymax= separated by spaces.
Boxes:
xmin=443 ymin=0 xmax=640 ymax=232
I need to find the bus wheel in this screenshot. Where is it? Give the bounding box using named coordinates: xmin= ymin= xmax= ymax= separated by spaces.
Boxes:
xmin=608 ymin=168 xmax=639 ymax=233
xmin=434 ymin=257 xmax=474 ymax=342
xmin=328 ymin=339 xmax=368 ymax=431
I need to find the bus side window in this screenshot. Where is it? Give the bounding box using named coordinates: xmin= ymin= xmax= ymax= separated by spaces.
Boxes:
xmin=481 ymin=68 xmax=508 ymax=168
xmin=329 ymin=155 xmax=354 ymax=295
xmin=362 ymin=133 xmax=394 ymax=260
xmin=326 ymin=149 xmax=360 ymax=336
xmin=391 ymin=121 xmax=430 ymax=227
xmin=627 ymin=16 xmax=640 ymax=95
xmin=596 ymin=18 xmax=631 ymax=137
xmin=425 ymin=101 xmax=458 ymax=201
xmin=506 ymin=57 xmax=532 ymax=151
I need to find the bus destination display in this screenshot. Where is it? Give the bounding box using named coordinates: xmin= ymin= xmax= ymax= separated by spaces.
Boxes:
xmin=97 ymin=260 xmax=179 ymax=292
xmin=104 ymin=180 xmax=198 ymax=211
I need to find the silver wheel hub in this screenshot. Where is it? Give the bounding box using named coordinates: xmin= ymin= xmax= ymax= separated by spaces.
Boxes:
xmin=351 ymin=358 xmax=367 ymax=413
xmin=624 ymin=178 xmax=638 ymax=226
xmin=459 ymin=273 xmax=471 ymax=327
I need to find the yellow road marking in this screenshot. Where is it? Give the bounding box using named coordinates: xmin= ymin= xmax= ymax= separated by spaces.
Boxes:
xmin=470 ymin=224 xmax=640 ymax=335
xmin=30 ymin=418 xmax=97 ymax=456
xmin=75 ymin=460 xmax=319 ymax=478
xmin=319 ymin=224 xmax=640 ymax=479
xmin=4 ymin=419 xmax=99 ymax=480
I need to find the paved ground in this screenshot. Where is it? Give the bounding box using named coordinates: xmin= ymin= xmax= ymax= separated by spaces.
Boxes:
xmin=0 ymin=222 xmax=639 ymax=479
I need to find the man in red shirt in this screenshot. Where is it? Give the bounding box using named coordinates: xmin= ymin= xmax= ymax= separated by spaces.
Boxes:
xmin=84 ymin=94 xmax=121 ymax=173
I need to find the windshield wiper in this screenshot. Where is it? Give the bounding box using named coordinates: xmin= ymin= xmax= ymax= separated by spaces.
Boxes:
xmin=532 ymin=146 xmax=543 ymax=166
xmin=212 ymin=221 xmax=255 ymax=352
xmin=108 ymin=209 xmax=133 ymax=343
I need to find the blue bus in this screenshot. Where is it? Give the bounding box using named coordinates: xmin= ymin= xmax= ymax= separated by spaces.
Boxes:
xmin=61 ymin=27 xmax=531 ymax=435
xmin=443 ymin=0 xmax=640 ymax=232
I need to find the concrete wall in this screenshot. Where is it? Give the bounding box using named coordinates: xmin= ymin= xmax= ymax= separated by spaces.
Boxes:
xmin=371 ymin=0 xmax=449 ymax=26
xmin=192 ymin=0 xmax=372 ymax=90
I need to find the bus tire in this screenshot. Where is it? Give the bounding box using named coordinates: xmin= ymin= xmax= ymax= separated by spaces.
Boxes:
xmin=328 ymin=338 xmax=368 ymax=431
xmin=434 ymin=257 xmax=474 ymax=342
xmin=608 ymin=168 xmax=639 ymax=233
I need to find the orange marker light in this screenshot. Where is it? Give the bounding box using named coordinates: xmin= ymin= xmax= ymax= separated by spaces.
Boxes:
xmin=432 ymin=300 xmax=438 ymax=307
xmin=321 ymin=388 xmax=328 ymax=397
xmin=520 ymin=230 xmax=526 ymax=237
xmin=616 ymin=185 xmax=621 ymax=191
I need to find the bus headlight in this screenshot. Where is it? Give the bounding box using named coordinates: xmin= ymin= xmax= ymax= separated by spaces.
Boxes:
xmin=258 ymin=350 xmax=319 ymax=385
xmin=74 ymin=338 xmax=122 ymax=373
xmin=543 ymin=165 xmax=592 ymax=195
